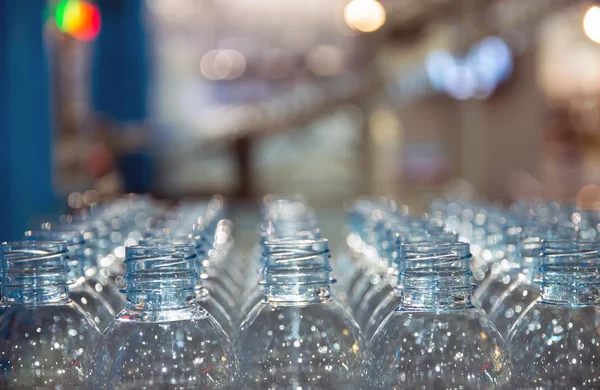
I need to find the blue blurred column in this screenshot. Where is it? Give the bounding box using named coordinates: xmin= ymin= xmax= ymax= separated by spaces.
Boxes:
xmin=0 ymin=1 xmax=56 ymax=240
xmin=92 ymin=0 xmax=152 ymax=193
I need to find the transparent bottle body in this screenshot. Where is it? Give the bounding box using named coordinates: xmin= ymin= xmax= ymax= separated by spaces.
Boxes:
xmin=236 ymin=285 xmax=264 ymax=326
xmin=0 ymin=302 xmax=101 ymax=389
xmin=69 ymin=280 xmax=116 ymax=331
xmin=203 ymin=276 xmax=237 ymax=313
xmin=354 ymin=270 xmax=395 ymax=329
xmin=196 ymin=287 xmax=234 ymax=336
xmin=364 ymin=287 xmax=402 ymax=339
xmin=363 ymin=307 xmax=513 ymax=389
xmin=88 ymin=307 xmax=238 ymax=390
xmin=236 ymin=298 xmax=364 ymax=389
xmin=474 ymin=266 xmax=523 ymax=313
xmin=87 ymin=248 xmax=127 ymax=312
xmin=347 ymin=257 xmax=387 ymax=311
xmin=486 ymin=270 xmax=539 ymax=338
xmin=508 ymin=302 xmax=600 ymax=388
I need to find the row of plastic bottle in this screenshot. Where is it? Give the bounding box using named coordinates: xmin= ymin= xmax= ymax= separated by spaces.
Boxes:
xmin=0 ymin=194 xmax=599 ymax=388
xmin=343 ymin=196 xmax=600 ymax=388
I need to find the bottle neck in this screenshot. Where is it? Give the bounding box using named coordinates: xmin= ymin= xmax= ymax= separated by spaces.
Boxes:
xmin=124 ymin=245 xmax=198 ymax=312
xmin=1 ymin=241 xmax=71 ymax=305
xmin=125 ymin=284 xmax=196 ymax=311
xmin=539 ymin=241 xmax=600 ymax=306
xmin=397 ymin=242 xmax=474 ymax=310
xmin=265 ymin=283 xmax=331 ymax=303
xmin=2 ymin=285 xmax=70 ymax=305
xmin=262 ymin=238 xmax=333 ymax=303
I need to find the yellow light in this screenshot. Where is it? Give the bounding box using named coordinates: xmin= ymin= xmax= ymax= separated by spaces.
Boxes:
xmin=344 ymin=0 xmax=386 ymax=33
xmin=584 ymin=6 xmax=600 ymax=44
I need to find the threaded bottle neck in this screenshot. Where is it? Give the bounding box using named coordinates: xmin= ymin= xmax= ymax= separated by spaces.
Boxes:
xmin=1 ymin=241 xmax=71 ymax=305
xmin=397 ymin=242 xmax=474 ymax=310
xmin=124 ymin=244 xmax=198 ymax=311
xmin=259 ymin=220 xmax=321 ymax=241
xmin=25 ymin=230 xmax=87 ymax=284
xmin=388 ymin=227 xmax=457 ymax=268
xmin=519 ymin=225 xmax=578 ymax=272
xmin=262 ymin=238 xmax=332 ymax=303
xmin=539 ymin=240 xmax=600 ymax=305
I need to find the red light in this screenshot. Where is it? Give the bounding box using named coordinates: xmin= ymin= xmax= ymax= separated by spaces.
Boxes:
xmin=55 ymin=0 xmax=101 ymax=41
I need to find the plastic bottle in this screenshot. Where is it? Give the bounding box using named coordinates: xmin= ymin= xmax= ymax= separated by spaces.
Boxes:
xmin=87 ymin=244 xmax=238 ymax=389
xmin=0 ymin=241 xmax=101 ymax=389
xmin=24 ymin=230 xmax=116 ymax=330
xmin=236 ymin=238 xmax=364 ymax=388
xmin=508 ymin=239 xmax=600 ymax=387
xmin=362 ymin=242 xmax=513 ymax=388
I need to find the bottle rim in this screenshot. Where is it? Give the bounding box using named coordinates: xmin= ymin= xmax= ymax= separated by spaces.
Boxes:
xmin=24 ymin=230 xmax=85 ymax=246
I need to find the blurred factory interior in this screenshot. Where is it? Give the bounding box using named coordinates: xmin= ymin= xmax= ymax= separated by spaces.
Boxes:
xmin=2 ymin=0 xmax=600 ymax=239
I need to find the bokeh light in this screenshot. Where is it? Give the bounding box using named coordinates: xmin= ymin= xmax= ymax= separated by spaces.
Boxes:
xmin=344 ymin=0 xmax=386 ymax=33
xmin=55 ymin=0 xmax=101 ymax=41
xmin=200 ymin=50 xmax=246 ymax=81
xmin=584 ymin=6 xmax=600 ymax=44
xmin=425 ymin=36 xmax=512 ymax=100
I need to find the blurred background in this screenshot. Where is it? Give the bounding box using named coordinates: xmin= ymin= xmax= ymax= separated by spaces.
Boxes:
xmin=3 ymin=0 xmax=600 ymax=240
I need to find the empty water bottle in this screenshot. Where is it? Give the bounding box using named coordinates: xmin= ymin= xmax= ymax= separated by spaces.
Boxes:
xmin=236 ymin=238 xmax=364 ymax=389
xmin=0 ymin=241 xmax=101 ymax=389
xmin=362 ymin=242 xmax=513 ymax=388
xmin=138 ymin=236 xmax=234 ymax=335
xmin=24 ymin=230 xmax=116 ymax=330
xmin=358 ymin=228 xmax=458 ymax=335
xmin=508 ymin=239 xmax=600 ymax=387
xmin=87 ymin=244 xmax=238 ymax=389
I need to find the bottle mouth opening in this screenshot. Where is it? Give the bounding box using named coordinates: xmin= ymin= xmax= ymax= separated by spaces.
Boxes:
xmin=24 ymin=230 xmax=85 ymax=247
xmin=262 ymin=239 xmax=330 ymax=265
xmin=2 ymin=240 xmax=69 ymax=255
xmin=400 ymin=241 xmax=470 ymax=260
xmin=1 ymin=241 xmax=71 ymax=287
xmin=259 ymin=221 xmax=321 ymax=240
xmin=263 ymin=237 xmax=329 ymax=249
xmin=541 ymin=239 xmax=600 ymax=252
xmin=126 ymin=244 xmax=196 ymax=260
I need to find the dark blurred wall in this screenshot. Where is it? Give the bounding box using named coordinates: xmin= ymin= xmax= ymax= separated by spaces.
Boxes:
xmin=0 ymin=1 xmax=56 ymax=239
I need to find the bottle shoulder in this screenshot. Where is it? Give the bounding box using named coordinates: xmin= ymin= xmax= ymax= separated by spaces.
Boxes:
xmin=365 ymin=307 xmax=512 ymax=389
xmin=510 ymin=301 xmax=600 ymax=341
xmin=0 ymin=301 xmax=100 ymax=330
xmin=97 ymin=308 xmax=236 ymax=358
xmin=0 ymin=302 xmax=101 ymax=348
xmin=508 ymin=302 xmax=600 ymax=386
xmin=237 ymin=298 xmax=363 ymax=347
xmin=114 ymin=304 xmax=212 ymax=323
xmin=372 ymin=307 xmax=507 ymax=350
xmin=241 ymin=298 xmax=358 ymax=327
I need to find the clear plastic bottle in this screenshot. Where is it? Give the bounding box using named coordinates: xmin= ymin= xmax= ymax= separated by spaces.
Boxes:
xmin=346 ymin=216 xmax=389 ymax=312
xmin=0 ymin=241 xmax=101 ymax=389
xmin=362 ymin=242 xmax=513 ymax=388
xmin=236 ymin=238 xmax=364 ymax=389
xmin=364 ymin=235 xmax=461 ymax=339
xmin=334 ymin=197 xmax=389 ymax=297
xmin=485 ymin=229 xmax=547 ymax=337
xmin=472 ymin=225 xmax=524 ymax=313
xmin=236 ymin=224 xmax=321 ymax=327
xmin=24 ymin=230 xmax=116 ymax=330
xmin=140 ymin=230 xmax=238 ymax=312
xmin=508 ymin=240 xmax=600 ymax=387
xmin=49 ymin=219 xmax=126 ymax=312
xmin=88 ymin=244 xmax=238 ymax=389
xmin=475 ymin=225 xmax=576 ymax=338
xmin=136 ymin=237 xmax=234 ymax=335
xmin=356 ymin=229 xmax=458 ymax=333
